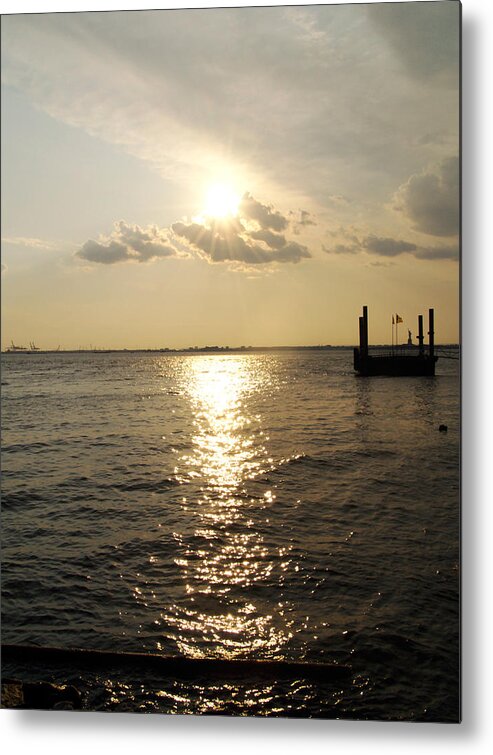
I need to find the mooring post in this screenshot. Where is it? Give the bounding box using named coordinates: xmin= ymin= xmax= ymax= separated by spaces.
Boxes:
xmin=428 ymin=308 xmax=435 ymax=359
xmin=359 ymin=316 xmax=365 ymax=358
xmin=362 ymin=306 xmax=369 ymax=358
xmin=418 ymin=315 xmax=424 ymax=355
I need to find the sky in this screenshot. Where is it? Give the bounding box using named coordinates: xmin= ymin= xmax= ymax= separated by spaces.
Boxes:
xmin=1 ymin=1 xmax=460 ymax=349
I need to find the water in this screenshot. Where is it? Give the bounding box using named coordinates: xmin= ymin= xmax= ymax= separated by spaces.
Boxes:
xmin=1 ymin=349 xmax=460 ymax=720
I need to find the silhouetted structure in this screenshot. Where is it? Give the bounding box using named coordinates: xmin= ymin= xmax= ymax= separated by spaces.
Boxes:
xmin=353 ymin=306 xmax=438 ymax=376
xmin=2 ymin=643 xmax=352 ymax=684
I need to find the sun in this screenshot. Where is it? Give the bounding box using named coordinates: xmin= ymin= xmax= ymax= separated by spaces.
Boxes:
xmin=204 ymin=183 xmax=240 ymax=219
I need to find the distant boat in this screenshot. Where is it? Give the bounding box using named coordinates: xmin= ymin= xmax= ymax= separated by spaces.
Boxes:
xmin=353 ymin=306 xmax=438 ymax=376
xmin=6 ymin=340 xmax=28 ymax=352
xmin=5 ymin=340 xmax=41 ymax=353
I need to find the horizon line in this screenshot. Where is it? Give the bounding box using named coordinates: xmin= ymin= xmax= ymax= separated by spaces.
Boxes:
xmin=2 ymin=343 xmax=460 ymax=354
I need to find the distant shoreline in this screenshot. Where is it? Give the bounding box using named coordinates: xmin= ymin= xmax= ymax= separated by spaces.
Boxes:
xmin=2 ymin=344 xmax=460 ymax=355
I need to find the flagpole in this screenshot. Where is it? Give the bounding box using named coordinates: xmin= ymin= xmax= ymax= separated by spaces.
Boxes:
xmin=391 ymin=316 xmax=394 ymax=354
xmin=396 ymin=314 xmax=398 ymax=351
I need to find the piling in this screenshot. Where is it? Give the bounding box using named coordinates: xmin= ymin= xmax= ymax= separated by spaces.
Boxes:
xmin=360 ymin=306 xmax=368 ymax=359
xmin=359 ymin=316 xmax=365 ymax=357
xmin=418 ymin=315 xmax=424 ymax=355
xmin=428 ymin=308 xmax=435 ymax=359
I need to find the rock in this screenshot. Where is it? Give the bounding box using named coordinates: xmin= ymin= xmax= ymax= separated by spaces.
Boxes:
xmin=1 ymin=679 xmax=82 ymax=710
xmin=438 ymin=424 xmax=448 ymax=432
xmin=1 ymin=680 xmax=24 ymax=708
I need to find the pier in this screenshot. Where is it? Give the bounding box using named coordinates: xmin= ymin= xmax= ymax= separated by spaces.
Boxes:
xmin=353 ymin=306 xmax=438 ymax=376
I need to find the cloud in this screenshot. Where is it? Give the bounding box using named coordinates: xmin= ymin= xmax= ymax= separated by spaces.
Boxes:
xmin=323 ymin=231 xmax=458 ymax=263
xmin=249 ymin=229 xmax=287 ymax=250
xmin=171 ymin=192 xmax=310 ymax=266
xmin=362 ymin=235 xmax=417 ymax=257
xmin=239 ymin=193 xmax=288 ymax=232
xmin=77 ymin=193 xmax=311 ymax=269
xmin=172 ymin=218 xmax=309 ymax=266
xmin=272 ymin=242 xmax=312 ymax=264
xmin=299 ymin=210 xmax=316 ymax=227
xmin=393 ymin=156 xmax=459 ymax=237
xmin=414 ymin=244 xmax=459 ymax=261
xmin=322 ymin=242 xmax=358 ymax=256
xmin=77 ymin=221 xmax=178 ymax=265
xmin=290 ymin=209 xmax=317 ymax=235
xmin=1 ymin=236 xmax=56 ymax=250
xmin=1 ymin=5 xmax=459 ymax=229
xmin=326 ymin=195 xmax=351 ymax=206
xmin=368 ymin=260 xmax=394 ymax=268
xmin=368 ymin=1 xmax=460 ymax=83
xmin=323 ymin=234 xmax=416 ymax=258
xmin=416 ymin=131 xmax=448 ymax=147
xmin=1 ymin=263 xmax=7 ymax=275
xmin=78 ymin=239 xmax=131 ymax=265
xmin=323 ymin=157 xmax=459 ymax=263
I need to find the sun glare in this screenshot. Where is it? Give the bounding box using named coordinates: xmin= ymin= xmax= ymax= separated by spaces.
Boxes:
xmin=204 ymin=183 xmax=240 ymax=219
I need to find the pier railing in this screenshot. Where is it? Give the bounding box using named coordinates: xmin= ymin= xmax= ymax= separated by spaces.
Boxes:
xmin=367 ymin=345 xmax=422 ymax=358
xmin=366 ymin=345 xmax=459 ymax=359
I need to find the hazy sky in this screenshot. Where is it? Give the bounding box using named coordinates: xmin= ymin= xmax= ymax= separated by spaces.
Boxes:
xmin=1 ymin=1 xmax=460 ymax=349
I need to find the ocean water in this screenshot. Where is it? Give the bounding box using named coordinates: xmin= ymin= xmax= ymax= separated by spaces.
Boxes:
xmin=1 ymin=349 xmax=460 ymax=720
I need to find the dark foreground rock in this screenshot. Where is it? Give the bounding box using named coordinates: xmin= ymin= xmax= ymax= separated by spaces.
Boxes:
xmin=1 ymin=679 xmax=83 ymax=710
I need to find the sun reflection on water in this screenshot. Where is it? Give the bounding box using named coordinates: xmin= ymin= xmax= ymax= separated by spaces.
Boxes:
xmin=176 ymin=357 xmax=262 ymax=494
xmin=163 ymin=356 xmax=293 ymax=659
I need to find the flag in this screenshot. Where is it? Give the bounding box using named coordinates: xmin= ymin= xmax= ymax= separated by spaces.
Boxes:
xmin=396 ymin=314 xmax=403 ymax=324
xmin=392 ymin=315 xmax=395 ymax=325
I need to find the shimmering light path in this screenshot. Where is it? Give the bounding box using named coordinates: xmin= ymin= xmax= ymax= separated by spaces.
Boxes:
xmin=164 ymin=357 xmax=295 ymax=659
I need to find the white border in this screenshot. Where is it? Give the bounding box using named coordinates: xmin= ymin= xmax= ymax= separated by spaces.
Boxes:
xmin=0 ymin=0 xmax=451 ymax=13
xmin=2 ymin=0 xmax=492 ymax=753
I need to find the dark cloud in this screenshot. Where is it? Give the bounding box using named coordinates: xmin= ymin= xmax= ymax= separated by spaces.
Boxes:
xmin=79 ymin=239 xmax=131 ymax=265
xmin=299 ymin=210 xmax=316 ymax=227
xmin=239 ymin=193 xmax=288 ymax=232
xmin=414 ymin=244 xmax=459 ymax=261
xmin=322 ymin=242 xmax=358 ymax=255
xmin=171 ymin=221 xmax=251 ymax=263
xmin=171 ymin=192 xmax=310 ymax=266
xmin=290 ymin=209 xmax=317 ymax=235
xmin=77 ymin=221 xmax=177 ymax=264
xmin=323 ymin=234 xmax=416 ymax=258
xmin=77 ymin=194 xmax=311 ymax=269
xmin=172 ymin=218 xmax=309 ymax=266
xmin=326 ymin=226 xmax=360 ymax=244
xmin=112 ymin=221 xmax=176 ymax=261
xmin=393 ymin=156 xmax=459 ymax=237
xmin=323 ymin=230 xmax=458 ymax=263
xmin=369 ymin=1 xmax=460 ymax=83
xmin=274 ymin=242 xmax=312 ymax=264
xmin=249 ymin=229 xmax=287 ymax=249
xmin=289 ymin=210 xmax=317 ymax=228
xmin=362 ymin=235 xmax=417 ymax=257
